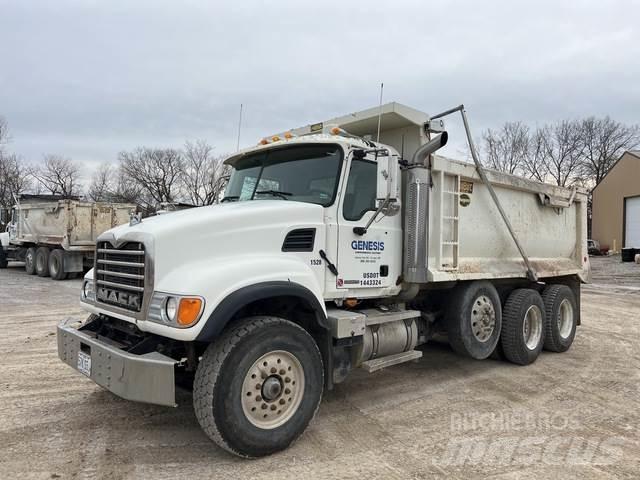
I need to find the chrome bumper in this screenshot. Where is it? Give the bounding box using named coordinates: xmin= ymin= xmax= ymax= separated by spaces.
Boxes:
xmin=57 ymin=317 xmax=177 ymax=407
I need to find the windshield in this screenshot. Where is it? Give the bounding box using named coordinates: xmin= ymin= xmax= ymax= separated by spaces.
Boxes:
xmin=224 ymin=144 xmax=343 ymax=207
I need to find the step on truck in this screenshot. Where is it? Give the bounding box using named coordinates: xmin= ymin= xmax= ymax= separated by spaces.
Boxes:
xmin=56 ymin=102 xmax=590 ymax=457
xmin=0 ymin=195 xmax=134 ymax=279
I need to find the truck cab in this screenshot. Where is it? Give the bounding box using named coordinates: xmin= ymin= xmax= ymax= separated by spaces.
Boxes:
xmin=58 ymin=102 xmax=588 ymax=458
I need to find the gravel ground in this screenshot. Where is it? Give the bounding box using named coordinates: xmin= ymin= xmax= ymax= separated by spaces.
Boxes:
xmin=0 ymin=258 xmax=638 ymax=479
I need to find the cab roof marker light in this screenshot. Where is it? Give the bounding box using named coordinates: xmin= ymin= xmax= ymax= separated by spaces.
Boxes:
xmin=259 ymin=138 xmax=270 ymax=145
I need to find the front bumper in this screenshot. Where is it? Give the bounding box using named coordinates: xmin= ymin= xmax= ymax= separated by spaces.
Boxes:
xmin=57 ymin=317 xmax=178 ymax=407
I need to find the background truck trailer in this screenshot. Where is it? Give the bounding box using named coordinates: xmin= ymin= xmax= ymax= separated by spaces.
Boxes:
xmin=0 ymin=195 xmax=134 ymax=280
xmin=57 ymin=102 xmax=589 ymax=458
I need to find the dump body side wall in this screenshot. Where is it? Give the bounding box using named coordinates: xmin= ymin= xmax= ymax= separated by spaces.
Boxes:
xmin=11 ymin=201 xmax=135 ymax=250
xmin=426 ymin=156 xmax=589 ymax=283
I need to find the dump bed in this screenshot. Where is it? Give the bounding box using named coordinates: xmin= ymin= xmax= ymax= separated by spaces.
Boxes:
xmin=426 ymin=156 xmax=590 ymax=283
xmin=280 ymin=101 xmax=590 ymax=284
xmin=11 ymin=198 xmax=134 ymax=251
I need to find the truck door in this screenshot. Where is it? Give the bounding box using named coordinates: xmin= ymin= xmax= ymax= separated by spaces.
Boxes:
xmin=334 ymin=151 xmax=402 ymax=294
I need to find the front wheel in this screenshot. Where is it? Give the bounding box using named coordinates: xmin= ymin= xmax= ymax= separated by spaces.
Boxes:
xmin=193 ymin=316 xmax=324 ymax=458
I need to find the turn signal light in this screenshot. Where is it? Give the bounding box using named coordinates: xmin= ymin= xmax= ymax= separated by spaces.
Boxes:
xmin=177 ymin=297 xmax=203 ymax=326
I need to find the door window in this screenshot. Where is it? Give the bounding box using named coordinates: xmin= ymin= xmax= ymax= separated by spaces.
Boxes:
xmin=343 ymin=159 xmax=377 ymax=221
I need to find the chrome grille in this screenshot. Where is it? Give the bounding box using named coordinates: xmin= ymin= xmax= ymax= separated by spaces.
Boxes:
xmin=95 ymin=241 xmax=145 ymax=312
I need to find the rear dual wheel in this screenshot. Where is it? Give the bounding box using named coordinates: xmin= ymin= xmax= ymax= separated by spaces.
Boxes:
xmin=500 ymin=289 xmax=546 ymax=365
xmin=35 ymin=247 xmax=50 ymax=277
xmin=48 ymin=249 xmax=67 ymax=280
xmin=446 ymin=281 xmax=502 ymax=360
xmin=25 ymin=247 xmax=37 ymax=275
xmin=542 ymin=285 xmax=578 ymax=352
xmin=497 ymin=285 xmax=578 ymax=364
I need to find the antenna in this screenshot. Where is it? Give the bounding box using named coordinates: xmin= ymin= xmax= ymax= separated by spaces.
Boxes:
xmin=375 ymin=82 xmax=384 ymax=143
xmin=235 ymin=103 xmax=243 ymax=151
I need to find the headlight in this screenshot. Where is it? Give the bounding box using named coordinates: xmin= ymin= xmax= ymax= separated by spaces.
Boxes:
xmin=148 ymin=292 xmax=204 ymax=328
xmin=82 ymin=280 xmax=95 ymax=301
xmin=165 ymin=297 xmax=178 ymax=322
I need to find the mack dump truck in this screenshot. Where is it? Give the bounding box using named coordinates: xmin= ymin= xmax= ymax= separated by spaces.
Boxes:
xmin=0 ymin=195 xmax=134 ymax=280
xmin=57 ymin=102 xmax=589 ymax=457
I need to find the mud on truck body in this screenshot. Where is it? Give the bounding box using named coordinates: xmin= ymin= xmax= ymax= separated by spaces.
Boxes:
xmin=0 ymin=195 xmax=134 ymax=280
xmin=57 ymin=102 xmax=590 ymax=457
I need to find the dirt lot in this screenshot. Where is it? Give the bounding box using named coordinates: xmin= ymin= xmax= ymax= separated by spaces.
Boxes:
xmin=1 ymin=257 xmax=639 ymax=479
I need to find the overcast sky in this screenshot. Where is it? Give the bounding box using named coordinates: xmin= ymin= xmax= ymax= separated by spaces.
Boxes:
xmin=1 ymin=0 xmax=639 ymax=181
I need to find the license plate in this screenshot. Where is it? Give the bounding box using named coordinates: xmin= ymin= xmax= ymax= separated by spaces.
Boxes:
xmin=77 ymin=351 xmax=91 ymax=376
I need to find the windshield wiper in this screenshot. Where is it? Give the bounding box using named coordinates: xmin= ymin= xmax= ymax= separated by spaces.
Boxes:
xmin=254 ymin=190 xmax=292 ymax=200
xmin=221 ymin=196 xmax=239 ymax=202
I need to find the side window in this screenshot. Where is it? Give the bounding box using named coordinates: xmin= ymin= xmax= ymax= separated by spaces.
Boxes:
xmin=343 ymin=158 xmax=377 ymax=221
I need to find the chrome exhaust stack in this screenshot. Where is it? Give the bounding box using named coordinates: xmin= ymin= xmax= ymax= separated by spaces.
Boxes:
xmin=403 ymin=130 xmax=448 ymax=285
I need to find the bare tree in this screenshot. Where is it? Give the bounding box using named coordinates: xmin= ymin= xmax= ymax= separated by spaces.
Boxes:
xmin=118 ymin=147 xmax=184 ymax=208
xmin=0 ymin=153 xmax=31 ymax=213
xmin=535 ymin=120 xmax=584 ymax=187
xmin=482 ymin=122 xmax=530 ymax=175
xmin=33 ymin=154 xmax=81 ymax=196
xmin=579 ymin=117 xmax=640 ymax=185
xmin=88 ymin=164 xmax=116 ymax=201
xmin=181 ymin=140 xmax=230 ymax=206
xmin=0 ymin=116 xmax=10 ymax=152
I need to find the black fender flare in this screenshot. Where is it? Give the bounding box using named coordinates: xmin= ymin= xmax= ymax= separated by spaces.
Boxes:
xmin=195 ymin=281 xmax=328 ymax=342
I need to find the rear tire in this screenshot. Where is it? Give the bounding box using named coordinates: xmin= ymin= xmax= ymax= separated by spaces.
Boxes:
xmin=193 ymin=316 xmax=324 ymax=458
xmin=446 ymin=281 xmax=502 ymax=360
xmin=542 ymin=285 xmax=578 ymax=353
xmin=48 ymin=249 xmax=67 ymax=280
xmin=35 ymin=247 xmax=50 ymax=277
xmin=25 ymin=247 xmax=37 ymax=275
xmin=500 ymin=289 xmax=546 ymax=365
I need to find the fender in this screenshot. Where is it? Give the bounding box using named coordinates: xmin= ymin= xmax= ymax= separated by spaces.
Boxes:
xmin=195 ymin=281 xmax=329 ymax=342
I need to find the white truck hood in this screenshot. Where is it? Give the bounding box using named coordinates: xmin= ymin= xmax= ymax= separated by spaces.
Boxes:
xmin=99 ymin=200 xmax=325 ymax=286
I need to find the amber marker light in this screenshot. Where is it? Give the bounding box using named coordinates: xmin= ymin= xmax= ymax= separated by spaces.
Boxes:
xmin=177 ymin=297 xmax=203 ymax=326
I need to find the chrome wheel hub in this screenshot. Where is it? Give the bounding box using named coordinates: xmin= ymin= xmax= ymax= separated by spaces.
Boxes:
xmin=241 ymin=350 xmax=305 ymax=429
xmin=558 ymin=299 xmax=573 ymax=339
xmin=471 ymin=295 xmax=496 ymax=342
xmin=523 ymin=305 xmax=543 ymax=350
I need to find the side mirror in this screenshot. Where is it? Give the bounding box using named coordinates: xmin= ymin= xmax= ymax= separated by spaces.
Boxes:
xmin=376 ymin=151 xmax=398 ymax=203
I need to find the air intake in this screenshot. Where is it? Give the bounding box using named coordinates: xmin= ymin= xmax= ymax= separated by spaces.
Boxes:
xmin=282 ymin=228 xmax=316 ymax=252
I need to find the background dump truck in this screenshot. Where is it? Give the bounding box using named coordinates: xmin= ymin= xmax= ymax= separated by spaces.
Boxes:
xmin=57 ymin=102 xmax=589 ymax=458
xmin=0 ymin=195 xmax=134 ymax=280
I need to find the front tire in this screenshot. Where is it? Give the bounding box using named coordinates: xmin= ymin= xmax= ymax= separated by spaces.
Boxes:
xmin=193 ymin=316 xmax=324 ymax=458
xmin=446 ymin=281 xmax=502 ymax=360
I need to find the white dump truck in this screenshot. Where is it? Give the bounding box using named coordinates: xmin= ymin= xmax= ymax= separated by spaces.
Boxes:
xmin=57 ymin=103 xmax=589 ymax=457
xmin=0 ymin=195 xmax=134 ymax=279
